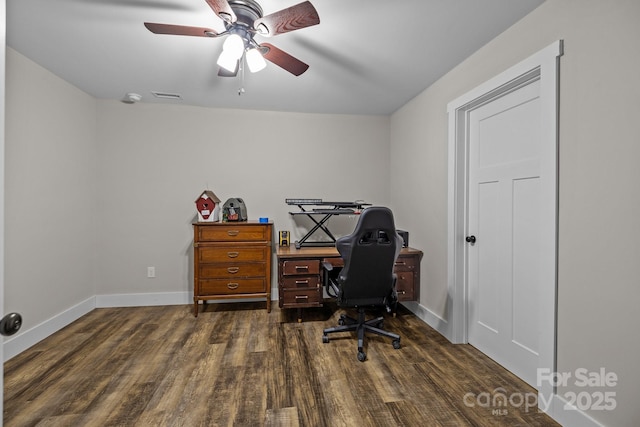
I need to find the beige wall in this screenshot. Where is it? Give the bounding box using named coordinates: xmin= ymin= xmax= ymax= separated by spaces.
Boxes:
xmin=94 ymin=102 xmax=390 ymax=296
xmin=390 ymin=0 xmax=640 ymax=425
xmin=4 ymin=48 xmax=97 ymax=331
xmin=4 ymin=48 xmax=391 ymax=326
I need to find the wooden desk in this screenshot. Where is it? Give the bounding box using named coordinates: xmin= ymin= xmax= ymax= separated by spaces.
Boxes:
xmin=276 ymin=246 xmax=423 ymax=321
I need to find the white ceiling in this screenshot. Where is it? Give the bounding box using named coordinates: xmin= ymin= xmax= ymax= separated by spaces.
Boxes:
xmin=6 ymin=0 xmax=544 ymax=115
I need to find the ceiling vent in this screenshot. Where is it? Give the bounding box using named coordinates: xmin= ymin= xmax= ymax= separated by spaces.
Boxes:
xmin=151 ymin=91 xmax=183 ymax=100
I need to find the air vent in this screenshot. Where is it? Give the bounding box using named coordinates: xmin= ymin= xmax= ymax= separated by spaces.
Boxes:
xmin=151 ymin=91 xmax=182 ymax=100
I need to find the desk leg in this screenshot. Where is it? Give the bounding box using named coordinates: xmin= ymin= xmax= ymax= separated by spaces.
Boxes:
xmin=194 ymin=299 xmax=199 ymax=317
xmin=297 ymin=308 xmax=303 ymax=323
xmin=266 ymin=297 xmax=271 ymax=313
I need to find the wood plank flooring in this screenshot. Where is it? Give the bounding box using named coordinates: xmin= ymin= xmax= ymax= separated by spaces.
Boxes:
xmin=4 ymin=302 xmax=560 ymax=426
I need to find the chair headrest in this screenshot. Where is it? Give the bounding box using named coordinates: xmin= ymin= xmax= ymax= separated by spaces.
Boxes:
xmin=352 ymin=207 xmax=396 ymax=233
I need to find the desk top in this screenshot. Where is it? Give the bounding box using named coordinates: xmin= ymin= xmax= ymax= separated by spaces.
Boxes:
xmin=276 ymin=245 xmax=423 ymax=259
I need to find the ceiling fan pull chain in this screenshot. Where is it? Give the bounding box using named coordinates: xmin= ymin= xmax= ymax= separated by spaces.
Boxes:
xmin=238 ymin=57 xmax=246 ymax=96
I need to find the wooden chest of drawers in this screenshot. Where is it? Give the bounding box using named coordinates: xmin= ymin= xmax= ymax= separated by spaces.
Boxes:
xmin=193 ymin=221 xmax=273 ymax=316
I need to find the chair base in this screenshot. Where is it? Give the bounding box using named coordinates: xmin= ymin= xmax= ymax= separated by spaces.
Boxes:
xmin=322 ymin=308 xmax=401 ymax=362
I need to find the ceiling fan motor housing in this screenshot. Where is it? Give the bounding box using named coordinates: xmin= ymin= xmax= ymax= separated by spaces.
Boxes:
xmin=225 ymin=0 xmax=264 ymax=46
xmin=229 ymin=0 xmax=263 ymax=26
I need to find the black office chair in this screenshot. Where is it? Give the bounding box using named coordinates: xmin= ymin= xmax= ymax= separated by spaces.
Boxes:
xmin=322 ymin=206 xmax=403 ymax=362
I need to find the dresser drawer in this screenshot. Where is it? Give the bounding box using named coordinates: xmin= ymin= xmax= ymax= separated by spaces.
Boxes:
xmin=200 ymin=263 xmax=266 ymax=279
xmin=281 ymin=275 xmax=321 ymax=290
xmin=198 ymin=246 xmax=269 ymax=263
xmin=282 ymin=259 xmax=320 ymax=276
xmin=197 ymin=225 xmax=270 ymax=242
xmin=396 ymin=271 xmax=415 ymax=301
xmin=280 ymin=288 xmax=323 ymax=307
xmin=199 ymin=278 xmax=266 ymax=295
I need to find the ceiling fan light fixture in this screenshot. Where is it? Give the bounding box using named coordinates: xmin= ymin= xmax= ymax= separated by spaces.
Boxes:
xmin=217 ymin=50 xmax=239 ymax=72
xmin=222 ymin=33 xmax=245 ymax=59
xmin=246 ymin=48 xmax=266 ymax=73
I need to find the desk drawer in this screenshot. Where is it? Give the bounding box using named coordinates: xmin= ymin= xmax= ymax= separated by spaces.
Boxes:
xmin=197 ymin=225 xmax=270 ymax=242
xmin=281 ymin=275 xmax=321 ymax=290
xmin=281 ymin=288 xmax=322 ymax=307
xmin=282 ymin=260 xmax=320 ymax=276
xmin=198 ymin=246 xmax=268 ymax=263
xmin=394 ymin=256 xmax=417 ymax=271
xmin=200 ymin=263 xmax=266 ymax=279
xmin=396 ymin=271 xmax=415 ymax=301
xmin=199 ymin=278 xmax=266 ymax=295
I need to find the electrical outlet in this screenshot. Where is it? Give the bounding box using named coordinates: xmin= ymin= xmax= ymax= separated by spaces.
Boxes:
xmin=147 ymin=266 xmax=156 ymax=278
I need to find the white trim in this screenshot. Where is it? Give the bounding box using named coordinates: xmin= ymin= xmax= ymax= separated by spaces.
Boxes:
xmin=446 ymin=40 xmax=562 ymax=418
xmin=3 ymin=297 xmax=95 ymax=361
xmin=402 ymin=301 xmax=450 ymax=338
xmin=544 ymin=394 xmax=606 ymax=427
xmin=1 ymin=0 xmax=7 ymax=411
xmin=95 ymin=291 xmax=192 ymax=308
xmin=94 ymin=292 xmax=271 ymax=308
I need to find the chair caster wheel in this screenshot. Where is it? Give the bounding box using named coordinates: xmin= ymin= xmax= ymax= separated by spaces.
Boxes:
xmin=338 ymin=319 xmax=345 ymax=326
xmin=357 ymin=351 xmax=366 ymax=362
xmin=322 ymin=335 xmax=329 ymax=344
xmin=392 ymin=339 xmax=401 ymax=349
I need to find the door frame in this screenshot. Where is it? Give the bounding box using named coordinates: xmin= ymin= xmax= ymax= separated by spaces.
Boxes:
xmin=446 ymin=40 xmax=562 ymax=406
xmin=1 ymin=0 xmax=7 ymax=418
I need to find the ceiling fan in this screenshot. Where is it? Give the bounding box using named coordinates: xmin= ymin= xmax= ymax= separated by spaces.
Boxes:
xmin=144 ymin=0 xmax=320 ymax=77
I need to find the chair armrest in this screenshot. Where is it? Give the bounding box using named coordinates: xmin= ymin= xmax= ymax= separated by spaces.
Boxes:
xmin=321 ymin=261 xmax=334 ymax=272
xmin=322 ymin=261 xmax=340 ymax=298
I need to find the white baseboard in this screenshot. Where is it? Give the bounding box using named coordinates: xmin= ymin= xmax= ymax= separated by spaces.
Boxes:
xmin=401 ymin=300 xmax=451 ymax=340
xmin=3 ymin=296 xmax=96 ymax=361
xmin=95 ymin=291 xmax=192 ymax=308
xmin=545 ymin=392 xmax=606 ymax=427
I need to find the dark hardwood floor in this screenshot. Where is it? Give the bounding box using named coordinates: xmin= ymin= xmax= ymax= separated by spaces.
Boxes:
xmin=4 ymin=302 xmax=560 ymax=426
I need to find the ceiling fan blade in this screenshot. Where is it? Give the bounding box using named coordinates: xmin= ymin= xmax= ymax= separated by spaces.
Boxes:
xmin=254 ymin=1 xmax=320 ymax=37
xmin=261 ymin=43 xmax=309 ymax=76
xmin=144 ymin=22 xmax=218 ymax=37
xmin=205 ymin=0 xmax=237 ymax=23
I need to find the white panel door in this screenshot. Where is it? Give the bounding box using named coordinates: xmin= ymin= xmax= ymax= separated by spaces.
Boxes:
xmin=467 ymin=79 xmax=542 ymax=387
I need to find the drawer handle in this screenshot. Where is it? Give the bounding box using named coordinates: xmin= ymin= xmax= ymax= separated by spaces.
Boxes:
xmin=295 ymin=295 xmax=309 ymax=300
xmin=395 ymin=261 xmax=407 ymax=266
xmin=227 ymin=267 xmax=240 ymax=274
xmin=295 ymin=279 xmax=309 ymax=285
xmin=399 ymin=290 xmax=406 ymax=295
xmin=227 ymin=283 xmax=239 ymax=290
xmin=227 ymin=230 xmax=240 ymax=236
xmin=295 ymin=265 xmax=309 ymax=271
xmin=227 ymin=251 xmax=239 ymax=258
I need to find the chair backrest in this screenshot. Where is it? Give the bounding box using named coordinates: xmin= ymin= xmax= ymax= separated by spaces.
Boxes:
xmin=335 ymin=207 xmax=403 ymax=307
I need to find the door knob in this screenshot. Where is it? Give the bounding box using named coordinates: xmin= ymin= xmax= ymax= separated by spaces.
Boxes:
xmin=465 ymin=235 xmax=476 ymax=244
xmin=0 ymin=312 xmax=22 ymax=336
